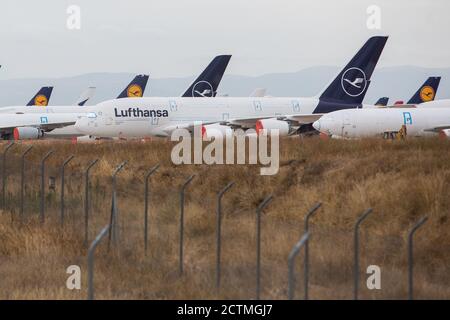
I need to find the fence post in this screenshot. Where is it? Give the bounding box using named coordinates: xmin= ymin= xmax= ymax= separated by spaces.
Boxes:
xmin=2 ymin=142 xmax=15 ymax=209
xmin=60 ymin=155 xmax=75 ymax=227
xmin=19 ymin=146 xmax=33 ymax=222
xmin=87 ymin=224 xmax=111 ymax=300
xmin=353 ymin=208 xmax=373 ymax=300
xmin=84 ymin=159 xmax=99 ymax=246
xmin=108 ymin=161 xmax=127 ymax=248
xmin=179 ymin=174 xmax=195 ymax=276
xmin=144 ymin=164 xmax=160 ymax=255
xmin=408 ymin=216 xmax=428 ymax=300
xmin=256 ymin=194 xmax=273 ymax=300
xmin=303 ymin=202 xmax=322 ymax=300
xmin=288 ymin=232 xmax=310 ymax=300
xmin=40 ymin=150 xmax=54 ymax=224
xmin=216 ymin=181 xmax=234 ymax=290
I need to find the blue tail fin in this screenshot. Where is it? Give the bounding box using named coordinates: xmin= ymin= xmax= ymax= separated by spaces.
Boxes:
xmin=182 ymin=55 xmax=232 ymax=97
xmin=407 ymin=76 xmax=441 ymax=104
xmin=315 ymin=36 xmax=388 ymax=113
xmin=27 ymin=87 xmax=53 ymax=106
xmin=375 ymin=97 xmax=389 ymax=106
xmin=117 ymin=74 xmax=149 ymax=99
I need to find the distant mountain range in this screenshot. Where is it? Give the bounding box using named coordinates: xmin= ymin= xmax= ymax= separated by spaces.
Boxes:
xmin=0 ymin=66 xmax=449 ymax=106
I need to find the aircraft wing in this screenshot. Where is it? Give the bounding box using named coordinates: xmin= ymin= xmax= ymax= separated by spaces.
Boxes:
xmin=0 ymin=113 xmax=78 ymax=132
xmin=227 ymin=116 xmax=278 ymax=128
xmin=284 ymin=114 xmax=323 ymax=124
xmin=154 ymin=120 xmax=219 ymax=136
xmin=423 ymin=125 xmax=450 ymax=132
xmin=227 ymin=113 xmax=324 ymax=127
xmin=158 ymin=113 xmax=324 ymax=136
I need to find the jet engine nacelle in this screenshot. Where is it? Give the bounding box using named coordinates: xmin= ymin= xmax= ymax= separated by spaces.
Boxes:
xmin=13 ymin=127 xmax=43 ymax=140
xmin=75 ymin=135 xmax=97 ymax=143
xmin=255 ymin=119 xmax=290 ymax=136
xmin=201 ymin=124 xmax=233 ymax=140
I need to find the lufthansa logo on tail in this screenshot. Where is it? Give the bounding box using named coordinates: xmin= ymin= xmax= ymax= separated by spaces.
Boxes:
xmin=127 ymin=84 xmax=143 ymax=98
xmin=192 ymin=81 xmax=214 ymax=97
xmin=341 ymin=67 xmax=367 ymax=97
xmin=34 ymin=94 xmax=48 ymax=106
xmin=420 ymin=86 xmax=435 ymax=102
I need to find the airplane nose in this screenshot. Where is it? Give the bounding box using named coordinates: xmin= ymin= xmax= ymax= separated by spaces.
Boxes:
xmin=312 ymin=120 xmax=321 ymax=131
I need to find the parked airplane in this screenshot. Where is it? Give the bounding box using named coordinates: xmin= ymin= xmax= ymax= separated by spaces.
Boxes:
xmin=312 ymin=107 xmax=450 ymax=139
xmin=43 ymin=75 xmax=149 ymax=138
xmin=74 ymin=36 xmax=388 ymax=139
xmin=0 ymin=75 xmax=148 ymax=139
xmin=0 ymin=55 xmax=233 ymax=140
xmin=313 ymin=76 xmax=445 ymax=139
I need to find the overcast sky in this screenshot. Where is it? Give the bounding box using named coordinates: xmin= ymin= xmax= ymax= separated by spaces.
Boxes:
xmin=0 ymin=0 xmax=449 ymax=79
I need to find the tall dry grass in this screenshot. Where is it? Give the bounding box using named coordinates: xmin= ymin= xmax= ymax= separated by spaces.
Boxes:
xmin=0 ymin=137 xmax=448 ymax=300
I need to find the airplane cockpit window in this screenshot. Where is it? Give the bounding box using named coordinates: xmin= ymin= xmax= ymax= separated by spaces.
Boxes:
xmin=87 ymin=112 xmax=97 ymax=119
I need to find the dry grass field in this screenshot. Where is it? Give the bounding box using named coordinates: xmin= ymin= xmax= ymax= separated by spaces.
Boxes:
xmin=0 ymin=137 xmax=449 ymax=300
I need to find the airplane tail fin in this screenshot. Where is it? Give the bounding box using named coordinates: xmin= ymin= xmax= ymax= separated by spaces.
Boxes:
xmin=182 ymin=55 xmax=232 ymax=97
xmin=117 ymin=74 xmax=149 ymax=99
xmin=75 ymin=87 xmax=96 ymax=106
xmin=27 ymin=86 xmax=53 ymax=106
xmin=317 ymin=36 xmax=388 ymax=109
xmin=407 ymin=76 xmax=441 ymax=104
xmin=375 ymin=97 xmax=389 ymax=106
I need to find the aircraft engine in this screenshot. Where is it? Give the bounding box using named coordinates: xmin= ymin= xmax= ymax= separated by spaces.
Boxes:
xmin=201 ymin=124 xmax=233 ymax=140
xmin=255 ymin=118 xmax=290 ymax=136
xmin=13 ymin=127 xmax=43 ymax=140
xmin=75 ymin=135 xmax=97 ymax=143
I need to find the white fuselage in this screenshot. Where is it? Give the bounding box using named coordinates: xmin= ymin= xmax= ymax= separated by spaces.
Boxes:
xmin=313 ymin=108 xmax=450 ymax=138
xmin=75 ymin=97 xmax=372 ymax=138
